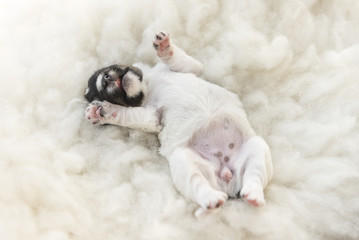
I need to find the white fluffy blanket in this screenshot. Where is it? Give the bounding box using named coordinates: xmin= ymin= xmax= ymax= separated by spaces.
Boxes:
xmin=1 ymin=0 xmax=358 ymax=239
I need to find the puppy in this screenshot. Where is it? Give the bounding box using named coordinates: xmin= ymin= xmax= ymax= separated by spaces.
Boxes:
xmin=85 ymin=32 xmax=273 ymax=217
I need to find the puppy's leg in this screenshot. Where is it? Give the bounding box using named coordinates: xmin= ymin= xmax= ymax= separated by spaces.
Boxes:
xmin=152 ymin=31 xmax=203 ymax=75
xmin=85 ymin=101 xmax=162 ymax=133
xmin=168 ymin=148 xmax=228 ymax=216
xmin=235 ymin=136 xmax=273 ymax=207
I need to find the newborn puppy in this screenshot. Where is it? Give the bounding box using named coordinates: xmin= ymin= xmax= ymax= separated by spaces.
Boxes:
xmin=85 ymin=32 xmax=273 ymax=217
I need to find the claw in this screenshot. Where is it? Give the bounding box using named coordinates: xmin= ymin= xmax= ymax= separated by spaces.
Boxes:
xmin=95 ymin=107 xmax=102 ymax=117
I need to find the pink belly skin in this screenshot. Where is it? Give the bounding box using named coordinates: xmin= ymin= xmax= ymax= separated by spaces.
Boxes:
xmin=190 ymin=119 xmax=244 ymax=184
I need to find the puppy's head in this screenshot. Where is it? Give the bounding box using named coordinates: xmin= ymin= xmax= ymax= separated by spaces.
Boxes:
xmin=85 ymin=64 xmax=145 ymax=107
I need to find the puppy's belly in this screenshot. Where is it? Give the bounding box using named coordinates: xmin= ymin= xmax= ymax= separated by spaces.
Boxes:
xmin=189 ymin=118 xmax=244 ymax=183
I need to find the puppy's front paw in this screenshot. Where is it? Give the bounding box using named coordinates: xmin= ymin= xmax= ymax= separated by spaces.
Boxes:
xmin=85 ymin=101 xmax=116 ymax=125
xmin=153 ymin=31 xmax=172 ymax=57
xmin=85 ymin=102 xmax=103 ymax=124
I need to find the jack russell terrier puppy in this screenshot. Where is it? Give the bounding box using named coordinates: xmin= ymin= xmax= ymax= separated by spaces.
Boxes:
xmin=85 ymin=31 xmax=273 ymax=217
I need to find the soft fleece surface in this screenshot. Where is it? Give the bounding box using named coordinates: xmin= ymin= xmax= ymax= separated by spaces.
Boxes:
xmin=1 ymin=0 xmax=359 ymax=239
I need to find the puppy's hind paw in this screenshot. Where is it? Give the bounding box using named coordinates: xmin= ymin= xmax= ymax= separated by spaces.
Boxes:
xmin=194 ymin=190 xmax=227 ymax=218
xmin=240 ymin=186 xmax=265 ymax=207
xmin=153 ymin=31 xmax=171 ymax=57
xmin=199 ymin=189 xmax=228 ymax=210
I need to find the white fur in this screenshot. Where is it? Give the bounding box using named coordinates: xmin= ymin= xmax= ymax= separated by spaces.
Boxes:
xmin=158 ymin=43 xmax=203 ymax=75
xmin=86 ymin=101 xmax=161 ymax=133
xmin=96 ymin=73 xmax=103 ymax=92
xmin=86 ymin=35 xmax=273 ymax=215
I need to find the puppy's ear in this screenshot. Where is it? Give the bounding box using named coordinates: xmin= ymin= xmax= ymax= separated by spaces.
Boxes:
xmin=84 ymin=88 xmax=93 ymax=102
xmin=128 ymin=66 xmax=143 ymax=81
xmin=84 ymin=87 xmax=99 ymax=102
xmin=84 ymin=69 xmax=103 ymax=102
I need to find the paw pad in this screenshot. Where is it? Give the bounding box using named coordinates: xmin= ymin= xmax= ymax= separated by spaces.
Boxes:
xmin=241 ymin=188 xmax=265 ymax=207
xmin=153 ymin=31 xmax=171 ymax=57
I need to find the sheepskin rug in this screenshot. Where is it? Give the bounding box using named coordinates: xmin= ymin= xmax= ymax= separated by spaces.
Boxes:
xmin=1 ymin=0 xmax=358 ymax=239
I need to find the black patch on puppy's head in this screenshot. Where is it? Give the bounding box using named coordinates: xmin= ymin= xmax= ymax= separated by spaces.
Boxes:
xmin=85 ymin=64 xmax=145 ymax=107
